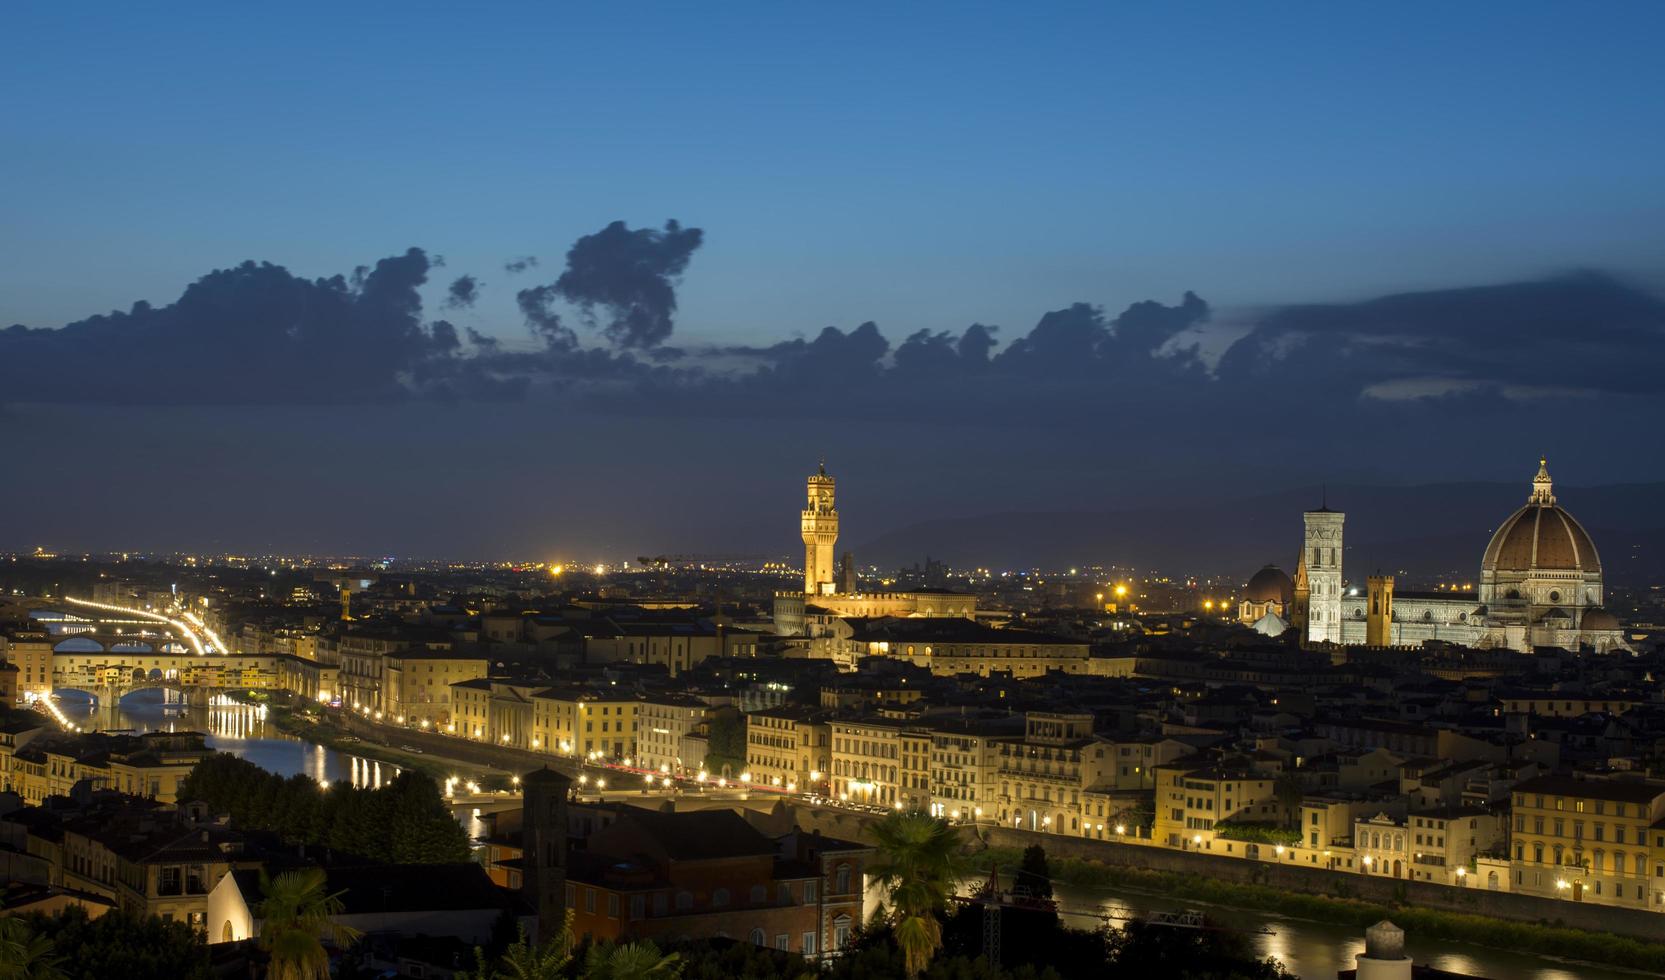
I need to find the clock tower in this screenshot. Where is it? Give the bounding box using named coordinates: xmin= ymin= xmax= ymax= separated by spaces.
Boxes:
xmin=801 ymin=461 xmax=839 ymax=595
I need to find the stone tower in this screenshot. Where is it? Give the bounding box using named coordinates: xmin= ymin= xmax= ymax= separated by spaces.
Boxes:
xmin=801 ymin=461 xmax=839 ymax=595
xmin=1354 ymin=920 xmax=1411 ymax=980
xmin=839 ymin=551 xmax=857 ymax=594
xmin=1366 ymin=575 xmax=1394 ymax=648
xmin=520 ymin=766 xmax=571 ymax=942
xmin=1302 ymin=507 xmax=1345 ymax=645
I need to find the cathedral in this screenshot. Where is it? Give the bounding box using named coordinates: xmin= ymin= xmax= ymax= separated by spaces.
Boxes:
xmin=1240 ymin=459 xmax=1630 ymax=653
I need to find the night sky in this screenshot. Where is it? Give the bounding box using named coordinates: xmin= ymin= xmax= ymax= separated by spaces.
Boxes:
xmin=4 ymin=3 xmax=1664 ymax=563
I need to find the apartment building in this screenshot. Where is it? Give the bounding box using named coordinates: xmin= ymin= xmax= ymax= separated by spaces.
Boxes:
xmin=1508 ymin=775 xmax=1665 ymax=907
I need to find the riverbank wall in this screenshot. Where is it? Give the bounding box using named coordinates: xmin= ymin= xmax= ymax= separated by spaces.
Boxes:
xmin=327 ymin=708 xmax=581 ymax=778
xmin=695 ymin=800 xmax=1665 ymax=943
xmin=973 ymin=825 xmax=1665 ymax=942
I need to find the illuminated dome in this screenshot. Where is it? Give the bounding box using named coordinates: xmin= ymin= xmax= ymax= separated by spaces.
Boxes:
xmin=1244 ymin=565 xmax=1294 ymax=604
xmin=1480 ymin=459 xmax=1601 ymax=576
xmin=1580 ymin=607 xmax=1619 ymax=631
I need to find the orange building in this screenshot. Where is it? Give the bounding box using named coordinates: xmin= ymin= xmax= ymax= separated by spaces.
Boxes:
xmin=561 ymin=808 xmax=869 ymax=960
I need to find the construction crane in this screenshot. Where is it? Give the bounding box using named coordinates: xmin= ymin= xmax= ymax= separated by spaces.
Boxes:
xmin=635 ymin=553 xmax=765 ymax=569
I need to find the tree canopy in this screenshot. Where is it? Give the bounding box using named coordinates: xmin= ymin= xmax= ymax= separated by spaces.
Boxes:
xmin=178 ymin=753 xmax=470 ymax=863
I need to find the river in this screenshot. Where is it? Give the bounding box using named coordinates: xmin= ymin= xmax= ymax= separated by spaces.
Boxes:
xmin=60 ymin=688 xmax=405 ymax=790
xmin=64 ymin=689 xmax=1644 ymax=978
xmin=975 ymin=876 xmax=1651 ymax=980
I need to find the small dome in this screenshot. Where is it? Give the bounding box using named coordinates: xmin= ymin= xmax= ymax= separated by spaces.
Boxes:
xmin=1244 ymin=565 xmax=1294 ymax=604
xmin=1481 ymin=459 xmax=1601 ymax=575
xmin=1581 ymin=608 xmax=1620 ymax=631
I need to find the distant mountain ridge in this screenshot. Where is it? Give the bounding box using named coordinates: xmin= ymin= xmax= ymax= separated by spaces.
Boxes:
xmin=854 ymin=480 xmax=1665 ymax=586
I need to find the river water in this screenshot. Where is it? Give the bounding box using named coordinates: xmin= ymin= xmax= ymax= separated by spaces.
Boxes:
xmin=64 ymin=690 xmax=1643 ymax=978
xmin=992 ymin=876 xmax=1649 ymax=980
xmin=59 ymin=688 xmax=404 ymax=790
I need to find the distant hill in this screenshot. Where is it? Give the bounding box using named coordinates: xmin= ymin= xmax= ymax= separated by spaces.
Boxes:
xmin=854 ymin=481 xmax=1665 ymax=586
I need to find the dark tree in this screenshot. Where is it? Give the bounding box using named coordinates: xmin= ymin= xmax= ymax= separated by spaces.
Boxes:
xmin=1015 ymin=845 xmax=1054 ymax=901
xmin=23 ymin=906 xmax=211 ymax=980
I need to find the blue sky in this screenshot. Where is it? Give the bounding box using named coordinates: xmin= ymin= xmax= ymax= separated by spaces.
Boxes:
xmin=6 ymin=2 xmax=1664 ymax=346
xmin=4 ymin=2 xmax=1665 ymax=562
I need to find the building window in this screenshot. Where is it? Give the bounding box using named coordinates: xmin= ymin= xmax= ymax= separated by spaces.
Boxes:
xmin=833 ymin=914 xmax=851 ymax=950
xmin=713 ymin=888 xmax=730 ymax=908
xmin=749 ymin=928 xmax=765 ymax=946
xmin=607 ymin=894 xmax=619 ymax=918
xmin=630 ymin=895 xmax=645 ymax=919
xmin=803 ymin=932 xmax=817 ymax=956
xmin=805 ymin=880 xmax=817 ymax=903
xmin=675 ymin=891 xmax=693 ymax=911
xmin=835 ymin=864 xmax=851 ymax=894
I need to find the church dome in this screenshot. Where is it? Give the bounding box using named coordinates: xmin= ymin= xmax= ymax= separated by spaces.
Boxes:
xmin=1480 ymin=459 xmax=1601 ymax=575
xmin=1581 ymin=607 xmax=1620 ymax=631
xmin=1244 ymin=565 xmax=1294 ymax=604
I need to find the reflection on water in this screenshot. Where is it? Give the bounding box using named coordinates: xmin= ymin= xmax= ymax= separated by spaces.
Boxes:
xmin=57 ymin=688 xmax=399 ymax=790
xmin=952 ymin=876 xmax=1647 ymax=980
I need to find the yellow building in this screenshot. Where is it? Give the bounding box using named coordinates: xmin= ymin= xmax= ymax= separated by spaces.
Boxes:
xmin=1152 ymin=763 xmax=1280 ymax=851
xmin=636 ymin=693 xmax=709 ymax=776
xmin=375 ymin=650 xmax=488 ymax=727
xmin=0 ymin=629 xmax=55 ymax=701
xmin=848 ymin=619 xmax=1090 ymax=678
xmin=997 ymin=713 xmax=1104 ymax=834
xmin=925 ymin=717 xmax=1021 ymax=823
xmin=828 ymin=717 xmax=930 ymax=808
xmin=532 ymin=688 xmax=641 ymax=761
xmin=1 ymin=732 xmax=210 ymax=805
xmin=745 ymin=706 xmax=830 ymax=792
xmin=1508 ymin=775 xmax=1665 ymax=906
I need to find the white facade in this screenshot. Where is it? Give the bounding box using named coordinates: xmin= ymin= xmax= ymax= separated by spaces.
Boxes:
xmin=1302 ymin=509 xmax=1345 ymax=645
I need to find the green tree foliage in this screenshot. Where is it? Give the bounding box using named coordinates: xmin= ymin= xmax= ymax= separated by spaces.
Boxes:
xmin=1014 ymin=845 xmax=1053 ymax=902
xmin=178 ymin=754 xmax=469 ymax=863
xmin=457 ymin=914 xmax=574 ymax=980
xmin=868 ymin=811 xmax=965 ymax=978
xmin=667 ymin=939 xmax=813 ymax=980
xmin=256 ymin=868 xmax=362 ymax=980
xmin=0 ymin=917 xmax=66 ymax=980
xmin=703 ymin=708 xmax=746 ymax=775
xmin=581 ymin=940 xmax=682 ymax=979
xmin=16 ymin=907 xmax=210 ymax=980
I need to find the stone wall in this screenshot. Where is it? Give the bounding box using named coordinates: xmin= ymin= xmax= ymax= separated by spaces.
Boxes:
xmin=979 ymin=826 xmax=1665 ymax=942
xmin=333 ymin=709 xmax=578 ymax=777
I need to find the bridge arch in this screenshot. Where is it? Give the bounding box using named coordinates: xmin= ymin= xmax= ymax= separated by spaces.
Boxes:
xmin=54 ymin=637 xmax=104 ymax=654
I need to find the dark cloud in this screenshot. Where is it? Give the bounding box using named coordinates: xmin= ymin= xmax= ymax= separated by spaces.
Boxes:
xmin=503 ymin=256 xmax=539 ymax=275
xmin=515 ymin=283 xmax=575 ymax=349
xmin=540 ymin=219 xmax=704 ymax=349
xmin=1215 ymin=271 xmax=1665 ymax=401
xmin=6 ymin=215 xmax=1662 ymax=464
xmin=444 ymin=274 xmax=480 ymax=310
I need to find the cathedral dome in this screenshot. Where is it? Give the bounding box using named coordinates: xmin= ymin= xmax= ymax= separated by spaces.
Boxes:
xmin=1480 ymin=459 xmax=1601 ymax=575
xmin=1244 ymin=565 xmax=1294 ymax=604
xmin=1580 ymin=607 xmax=1620 ymax=631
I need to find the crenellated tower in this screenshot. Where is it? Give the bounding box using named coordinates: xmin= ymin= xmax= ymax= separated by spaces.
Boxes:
xmin=801 ymin=461 xmax=839 ymax=595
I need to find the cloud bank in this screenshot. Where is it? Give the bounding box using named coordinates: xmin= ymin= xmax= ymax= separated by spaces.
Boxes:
xmin=4 ymin=221 xmax=1663 ymax=445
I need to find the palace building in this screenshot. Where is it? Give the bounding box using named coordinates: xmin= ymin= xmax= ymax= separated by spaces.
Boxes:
xmin=1246 ymin=459 xmax=1629 ymax=653
xmin=773 ymin=463 xmax=975 ymax=636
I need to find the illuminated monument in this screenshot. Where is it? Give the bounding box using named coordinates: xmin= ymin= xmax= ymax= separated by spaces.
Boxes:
xmin=773 ymin=462 xmax=975 ymax=636
xmin=1265 ymin=459 xmax=1629 ymax=653
xmin=801 ymin=461 xmax=839 ymax=595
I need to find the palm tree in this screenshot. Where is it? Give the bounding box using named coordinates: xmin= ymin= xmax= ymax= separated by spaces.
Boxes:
xmin=255 ymin=867 xmax=362 ymax=980
xmin=458 ymin=913 xmax=574 ymax=980
xmin=0 ymin=918 xmax=67 ymax=980
xmin=868 ymin=810 xmax=965 ymax=977
xmin=581 ymin=940 xmax=682 ymax=979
